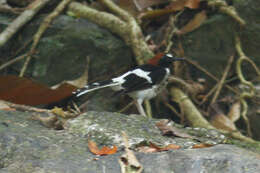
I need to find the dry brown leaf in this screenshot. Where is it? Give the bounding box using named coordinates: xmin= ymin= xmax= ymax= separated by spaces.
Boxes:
xmin=51 ymin=107 xmax=67 ymax=118
xmin=150 ymin=142 xmax=181 ymax=151
xmin=0 ymin=75 xmax=77 ymax=105
xmin=210 ymin=113 xmax=237 ymax=132
xmin=209 ymin=104 xmax=238 ymax=132
xmin=139 ymin=0 xmax=201 ymax=19
xmin=192 ymin=143 xmax=214 ymax=149
xmin=137 ymin=146 xmax=158 ymax=153
xmin=177 ymin=10 xmax=207 ymax=35
xmin=167 ymin=0 xmax=200 ymax=11
xmin=133 ymin=0 xmax=170 ymax=10
xmin=119 ymin=131 xmax=143 ymax=173
xmin=88 ymin=140 xmax=117 ymax=156
xmin=185 ymin=0 xmax=201 ymax=9
xmin=163 ymin=143 xmax=182 ymax=150
xmin=227 ymin=101 xmax=241 ymax=122
xmin=139 ymin=8 xmax=178 ymax=19
xmin=138 ymin=142 xmax=181 ymax=153
xmin=31 ymin=114 xmax=63 ymax=130
xmin=0 ymin=100 xmax=15 ymax=111
xmin=118 ymin=0 xmax=139 ymax=16
xmin=156 ymin=119 xmax=195 ymax=139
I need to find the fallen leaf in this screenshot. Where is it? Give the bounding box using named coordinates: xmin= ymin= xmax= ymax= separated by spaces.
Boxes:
xmin=137 ymin=146 xmax=158 ymax=153
xmin=185 ymin=0 xmax=201 ymax=9
xmin=192 ymin=143 xmax=214 ymax=148
xmin=117 ymin=0 xmax=139 ymax=16
xmin=119 ymin=131 xmax=143 ymax=173
xmin=0 ymin=75 xmax=77 ymax=105
xmin=138 ymin=142 xmax=181 ymax=153
xmin=51 ymin=107 xmax=67 ymax=118
xmin=177 ymin=10 xmax=207 ymax=35
xmin=31 ymin=114 xmax=63 ymax=130
xmin=139 ymin=0 xmax=201 ymax=19
xmin=133 ymin=0 xmax=170 ymax=11
xmin=209 ymin=104 xmax=237 ymax=132
xmin=0 ymin=100 xmax=15 ymax=111
xmin=88 ymin=140 xmax=117 ymax=156
xmin=167 ymin=0 xmax=200 ymax=11
xmin=163 ymin=143 xmax=182 ymax=150
xmin=227 ymin=101 xmax=241 ymax=122
xmin=139 ymin=8 xmax=179 ymax=19
xmin=156 ymin=119 xmax=195 ymax=139
xmin=150 ymin=142 xmax=181 ymax=151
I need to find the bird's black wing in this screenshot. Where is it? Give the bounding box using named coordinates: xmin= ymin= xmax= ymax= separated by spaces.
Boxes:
xmin=118 ymin=64 xmax=167 ymax=94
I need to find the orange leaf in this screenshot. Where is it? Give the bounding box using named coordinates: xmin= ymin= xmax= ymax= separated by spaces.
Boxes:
xmin=88 ymin=140 xmax=117 ymax=156
xmin=149 ymin=142 xmax=181 ymax=152
xmin=192 ymin=143 xmax=214 ymax=149
xmin=163 ymin=144 xmax=181 ymax=150
xmin=185 ymin=0 xmax=200 ymax=9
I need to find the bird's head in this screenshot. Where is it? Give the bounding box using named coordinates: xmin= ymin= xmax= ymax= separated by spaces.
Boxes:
xmin=148 ymin=53 xmax=184 ymax=67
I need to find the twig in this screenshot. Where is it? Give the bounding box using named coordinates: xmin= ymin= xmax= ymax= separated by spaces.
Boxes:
xmin=144 ymin=100 xmax=152 ymax=118
xmin=99 ymin=0 xmax=132 ymax=22
xmin=118 ymin=101 xmax=134 ymax=113
xmin=19 ymin=0 xmax=73 ymax=77
xmin=0 ymin=100 xmax=51 ymax=113
xmin=218 ymin=6 xmax=245 ymax=26
xmin=0 ymin=0 xmax=51 ymax=48
xmin=170 ymin=87 xmax=260 ymax=145
xmin=0 ymin=54 xmax=27 ymax=71
xmin=163 ymin=101 xmax=182 ymax=118
xmin=235 ymin=35 xmax=259 ymax=137
xmin=200 ymin=84 xmax=218 ymax=105
xmin=168 ymin=76 xmax=190 ymax=90
xmin=207 ymin=0 xmax=245 ymax=26
xmin=185 ymin=58 xmax=239 ymax=94
xmin=0 ymin=5 xmax=24 ymax=14
xmin=210 ymin=55 xmax=234 ymax=104
xmin=164 ymin=11 xmax=183 ymax=53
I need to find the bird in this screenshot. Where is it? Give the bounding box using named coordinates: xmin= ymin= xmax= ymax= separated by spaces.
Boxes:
xmin=73 ymin=53 xmax=184 ymax=116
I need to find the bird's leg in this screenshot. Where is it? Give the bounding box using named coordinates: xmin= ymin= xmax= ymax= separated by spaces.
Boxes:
xmin=135 ymin=99 xmax=147 ymax=117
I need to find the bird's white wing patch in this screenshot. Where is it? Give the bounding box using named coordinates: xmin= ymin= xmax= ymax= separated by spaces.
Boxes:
xmin=131 ymin=69 xmax=152 ymax=83
xmin=112 ymin=69 xmax=152 ymax=83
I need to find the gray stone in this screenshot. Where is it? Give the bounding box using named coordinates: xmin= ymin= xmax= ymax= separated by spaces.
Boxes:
xmin=0 ymin=110 xmax=260 ymax=173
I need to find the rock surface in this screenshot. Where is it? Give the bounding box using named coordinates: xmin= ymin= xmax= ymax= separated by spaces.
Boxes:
xmin=1 ymin=110 xmax=260 ymax=173
xmin=0 ymin=14 xmax=134 ymax=86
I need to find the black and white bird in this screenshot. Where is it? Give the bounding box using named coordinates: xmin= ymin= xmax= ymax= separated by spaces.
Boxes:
xmin=73 ymin=53 xmax=184 ymax=116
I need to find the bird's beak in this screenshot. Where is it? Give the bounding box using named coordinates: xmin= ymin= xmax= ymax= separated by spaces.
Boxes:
xmin=173 ymin=57 xmax=185 ymax=61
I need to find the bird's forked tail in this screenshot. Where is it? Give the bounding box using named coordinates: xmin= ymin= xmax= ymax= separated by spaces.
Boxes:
xmin=73 ymin=80 xmax=119 ymax=97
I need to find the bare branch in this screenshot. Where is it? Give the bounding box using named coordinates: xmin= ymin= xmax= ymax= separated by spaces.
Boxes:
xmin=0 ymin=0 xmax=51 ymax=47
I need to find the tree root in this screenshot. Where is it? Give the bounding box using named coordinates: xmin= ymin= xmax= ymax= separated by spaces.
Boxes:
xmin=68 ymin=1 xmax=153 ymax=65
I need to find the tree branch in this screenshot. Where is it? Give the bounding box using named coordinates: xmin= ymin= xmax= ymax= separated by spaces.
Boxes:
xmin=0 ymin=0 xmax=51 ymax=47
xmin=68 ymin=1 xmax=153 ymax=64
